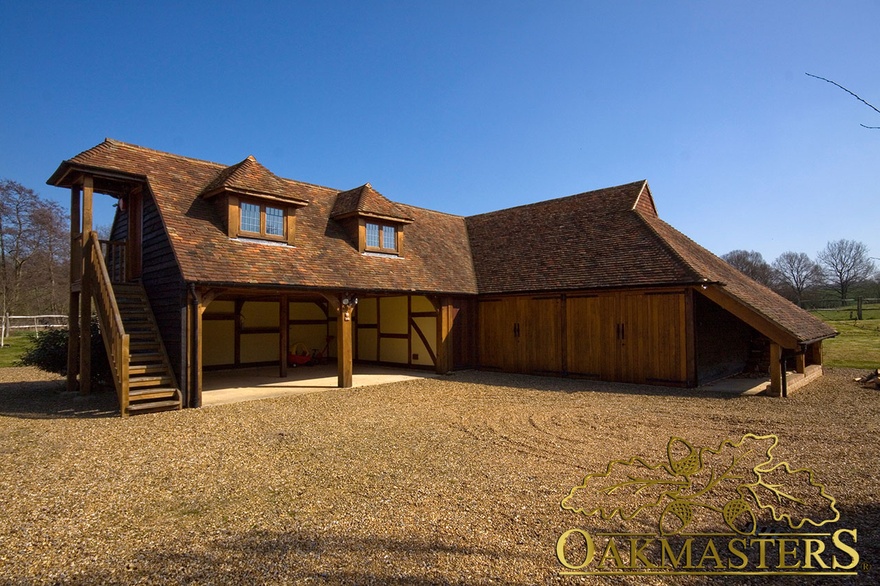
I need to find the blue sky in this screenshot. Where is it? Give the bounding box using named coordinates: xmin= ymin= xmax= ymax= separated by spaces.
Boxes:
xmin=1 ymin=1 xmax=878 ymax=263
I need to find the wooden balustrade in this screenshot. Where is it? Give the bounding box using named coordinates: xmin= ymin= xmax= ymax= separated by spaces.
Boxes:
xmin=85 ymin=232 xmax=130 ymax=415
xmin=99 ymin=239 xmax=127 ymax=283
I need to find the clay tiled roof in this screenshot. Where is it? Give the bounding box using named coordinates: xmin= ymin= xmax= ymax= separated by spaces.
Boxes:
xmin=466 ymin=180 xmax=834 ymax=344
xmin=639 ymin=214 xmax=837 ymax=343
xmin=331 ymin=183 xmax=414 ymax=223
xmin=49 ymin=139 xmax=476 ymax=295
xmin=201 ymin=156 xmax=308 ymax=206
xmin=48 ymin=139 xmax=834 ymax=344
xmin=466 ymin=181 xmax=698 ymax=293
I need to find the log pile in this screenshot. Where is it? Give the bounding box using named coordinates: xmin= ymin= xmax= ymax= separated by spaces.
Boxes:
xmin=855 ymin=369 xmax=880 ymax=389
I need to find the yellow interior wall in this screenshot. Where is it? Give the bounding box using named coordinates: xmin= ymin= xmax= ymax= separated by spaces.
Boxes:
xmin=411 ymin=295 xmax=435 ymax=313
xmin=411 ymin=316 xmax=436 ymax=366
xmin=203 ymin=320 xmax=234 ymax=366
xmin=357 ymin=297 xmax=377 ymax=324
xmin=241 ymin=301 xmax=279 ymax=328
xmin=290 ymin=301 xmax=326 ymax=320
xmin=290 ymin=324 xmax=328 ymax=356
xmin=240 ymin=333 xmax=279 ymax=363
xmin=205 ymin=300 xmax=235 ymax=314
xmin=380 ymin=296 xmax=408 ymax=334
xmin=380 ymin=337 xmax=408 ymax=364
xmin=357 ymin=329 xmax=378 ymax=361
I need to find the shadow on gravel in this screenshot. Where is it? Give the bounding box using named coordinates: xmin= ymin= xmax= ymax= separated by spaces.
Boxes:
xmin=447 ymin=370 xmax=747 ymax=400
xmin=0 ymin=380 xmax=118 ymax=419
xmin=55 ymin=528 xmax=546 ymax=586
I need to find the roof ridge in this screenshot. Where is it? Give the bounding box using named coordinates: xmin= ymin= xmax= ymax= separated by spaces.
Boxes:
xmin=396 ymin=201 xmax=465 ymax=219
xmin=105 ymin=138 xmax=344 ymax=195
xmin=466 ymin=179 xmax=648 ymax=220
xmin=103 ymin=138 xmax=227 ymax=168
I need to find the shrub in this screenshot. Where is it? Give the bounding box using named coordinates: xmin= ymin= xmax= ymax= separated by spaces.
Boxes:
xmin=19 ymin=320 xmax=113 ymax=388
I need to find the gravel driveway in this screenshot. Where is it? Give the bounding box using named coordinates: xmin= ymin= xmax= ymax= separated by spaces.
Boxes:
xmin=0 ymin=366 xmax=877 ymax=584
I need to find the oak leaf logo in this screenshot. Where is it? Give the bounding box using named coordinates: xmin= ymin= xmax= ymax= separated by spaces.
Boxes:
xmin=560 ymin=434 xmax=839 ymax=535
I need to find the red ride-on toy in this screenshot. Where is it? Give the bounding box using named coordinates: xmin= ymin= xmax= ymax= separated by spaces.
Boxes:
xmin=287 ymin=342 xmax=312 ymax=367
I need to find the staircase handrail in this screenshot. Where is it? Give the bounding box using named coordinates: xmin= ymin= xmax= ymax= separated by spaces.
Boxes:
xmin=84 ymin=231 xmax=130 ymax=415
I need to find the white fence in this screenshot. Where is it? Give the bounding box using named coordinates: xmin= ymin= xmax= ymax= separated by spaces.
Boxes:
xmin=0 ymin=314 xmax=68 ymax=346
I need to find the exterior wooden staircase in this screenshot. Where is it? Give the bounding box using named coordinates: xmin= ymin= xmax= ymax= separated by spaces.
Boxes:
xmin=84 ymin=232 xmax=181 ymax=417
xmin=112 ymin=283 xmax=182 ymax=415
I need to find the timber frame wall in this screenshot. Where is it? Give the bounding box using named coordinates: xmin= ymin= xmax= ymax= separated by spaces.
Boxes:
xmin=68 ymin=172 xmax=821 ymax=404
xmin=473 ymin=286 xmax=824 ymax=394
xmin=477 ymin=287 xmax=694 ymax=386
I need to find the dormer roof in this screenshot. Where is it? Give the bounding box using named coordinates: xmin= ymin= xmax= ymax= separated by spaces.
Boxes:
xmin=201 ymin=155 xmax=308 ymax=207
xmin=331 ymin=183 xmax=414 ymax=223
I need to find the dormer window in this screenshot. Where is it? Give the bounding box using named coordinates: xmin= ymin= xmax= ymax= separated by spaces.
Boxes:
xmin=330 ymin=183 xmax=413 ymax=257
xmin=365 ymin=222 xmax=398 ymax=253
xmin=240 ymin=200 xmax=286 ymax=240
xmin=200 ymin=155 xmax=308 ymax=248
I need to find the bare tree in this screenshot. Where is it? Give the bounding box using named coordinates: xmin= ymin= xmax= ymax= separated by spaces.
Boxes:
xmin=816 ymin=239 xmax=876 ymax=301
xmin=806 ymin=73 xmax=880 ymax=129
xmin=0 ymin=180 xmax=42 ymax=325
xmin=25 ymin=200 xmax=68 ymax=314
xmin=721 ymin=250 xmax=775 ymax=287
xmin=772 ymin=251 xmax=823 ymax=305
xmin=0 ymin=180 xmax=69 ymax=342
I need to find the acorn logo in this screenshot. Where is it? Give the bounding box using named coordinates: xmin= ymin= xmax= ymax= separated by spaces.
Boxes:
xmin=556 ymin=434 xmax=860 ymax=577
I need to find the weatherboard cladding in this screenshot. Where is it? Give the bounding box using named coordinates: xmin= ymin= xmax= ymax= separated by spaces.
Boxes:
xmin=53 ymin=139 xmax=834 ymax=344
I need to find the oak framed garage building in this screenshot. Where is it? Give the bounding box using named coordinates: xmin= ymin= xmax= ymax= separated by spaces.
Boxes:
xmin=48 ymin=139 xmax=836 ymax=416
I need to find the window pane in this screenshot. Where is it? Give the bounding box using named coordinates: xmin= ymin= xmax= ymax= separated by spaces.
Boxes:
xmin=366 ymin=223 xmax=379 ymax=248
xmin=265 ymin=206 xmax=284 ymax=236
xmin=241 ymin=202 xmax=260 ymax=233
xmin=382 ymin=225 xmax=396 ymax=250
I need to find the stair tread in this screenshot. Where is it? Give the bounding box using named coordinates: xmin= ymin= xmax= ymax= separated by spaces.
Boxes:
xmin=129 ymin=364 xmax=167 ymax=374
xmin=127 ymin=399 xmax=181 ymax=413
xmin=129 ymin=352 xmax=163 ymax=361
xmin=129 ymin=375 xmax=173 ymax=387
xmin=129 ymin=387 xmax=178 ymax=400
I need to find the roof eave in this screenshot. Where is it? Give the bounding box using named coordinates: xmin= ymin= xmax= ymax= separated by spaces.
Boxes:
xmin=46 ymin=161 xmax=147 ymax=197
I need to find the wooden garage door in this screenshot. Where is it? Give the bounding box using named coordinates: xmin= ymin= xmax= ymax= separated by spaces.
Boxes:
xmin=566 ymin=295 xmax=617 ymax=379
xmin=618 ymin=292 xmax=687 ymax=384
xmin=478 ymin=297 xmax=562 ymax=374
xmin=481 ymin=292 xmax=687 ymax=384
xmin=567 ymin=292 xmax=687 ymax=385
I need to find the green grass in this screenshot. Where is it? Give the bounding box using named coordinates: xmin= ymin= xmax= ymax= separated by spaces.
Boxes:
xmin=819 ymin=318 xmax=880 ymax=370
xmin=0 ymin=335 xmax=32 ymax=368
xmin=811 ymin=303 xmax=880 ymax=322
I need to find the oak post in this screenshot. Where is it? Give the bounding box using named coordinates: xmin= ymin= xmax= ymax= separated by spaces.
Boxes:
xmin=435 ymin=297 xmax=454 ymax=374
xmin=684 ymin=288 xmax=697 ymax=386
xmin=335 ymin=296 xmax=354 ymax=388
xmin=78 ymin=176 xmax=94 ymax=394
xmin=279 ymin=293 xmax=289 ymax=377
xmin=68 ymin=185 xmax=81 ymax=393
xmin=769 ymin=342 xmax=782 ymax=397
xmin=795 ymin=352 xmax=806 ymax=374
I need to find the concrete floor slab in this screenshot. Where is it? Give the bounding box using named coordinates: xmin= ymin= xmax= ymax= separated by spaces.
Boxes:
xmin=202 ymin=364 xmax=439 ymax=406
